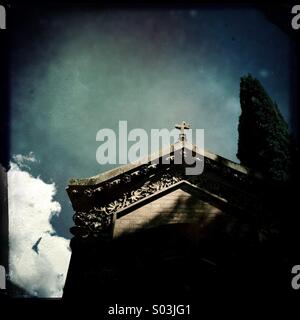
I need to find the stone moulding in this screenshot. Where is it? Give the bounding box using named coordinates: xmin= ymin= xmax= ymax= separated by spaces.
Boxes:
xmin=67 ymin=143 xmax=263 ymax=239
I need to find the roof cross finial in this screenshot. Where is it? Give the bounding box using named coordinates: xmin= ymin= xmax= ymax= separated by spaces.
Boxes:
xmin=175 ymin=121 xmax=191 ymax=142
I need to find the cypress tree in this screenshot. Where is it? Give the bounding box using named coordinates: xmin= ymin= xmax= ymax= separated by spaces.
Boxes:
xmin=237 ymin=74 xmax=291 ymax=181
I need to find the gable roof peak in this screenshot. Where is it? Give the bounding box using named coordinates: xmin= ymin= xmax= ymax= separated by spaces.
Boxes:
xmin=68 ymin=141 xmax=252 ymax=187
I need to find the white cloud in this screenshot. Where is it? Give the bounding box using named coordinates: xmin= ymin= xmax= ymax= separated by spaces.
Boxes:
xmin=8 ymin=154 xmax=71 ymax=297
xmin=12 ymin=151 xmax=38 ymax=170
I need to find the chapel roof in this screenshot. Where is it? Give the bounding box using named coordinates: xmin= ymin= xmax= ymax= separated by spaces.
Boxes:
xmin=68 ymin=141 xmax=253 ymax=187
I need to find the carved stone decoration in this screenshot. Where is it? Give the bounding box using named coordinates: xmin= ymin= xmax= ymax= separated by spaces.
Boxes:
xmin=71 ymin=173 xmax=182 ymax=238
xmin=71 ymin=209 xmax=114 ymax=238
xmin=69 ymin=145 xmax=263 ymax=238
xmin=102 ymin=172 xmax=182 ymax=215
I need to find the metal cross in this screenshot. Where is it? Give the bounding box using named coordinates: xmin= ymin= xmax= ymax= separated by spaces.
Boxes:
xmin=175 ymin=121 xmax=191 ymax=142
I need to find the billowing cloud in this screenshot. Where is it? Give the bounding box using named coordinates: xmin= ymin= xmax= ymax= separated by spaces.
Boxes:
xmin=8 ymin=153 xmax=71 ymax=297
xmin=12 ymin=151 xmax=37 ymax=165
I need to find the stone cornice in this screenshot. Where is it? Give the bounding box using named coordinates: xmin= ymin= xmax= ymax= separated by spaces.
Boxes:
xmin=67 ymin=147 xmax=263 ymax=238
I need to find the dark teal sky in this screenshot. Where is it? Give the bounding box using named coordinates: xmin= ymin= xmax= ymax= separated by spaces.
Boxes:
xmin=10 ymin=7 xmax=294 ymax=238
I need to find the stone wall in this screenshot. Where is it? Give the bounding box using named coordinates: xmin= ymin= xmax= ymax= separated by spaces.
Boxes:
xmin=113 ymin=187 xmax=222 ymax=238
